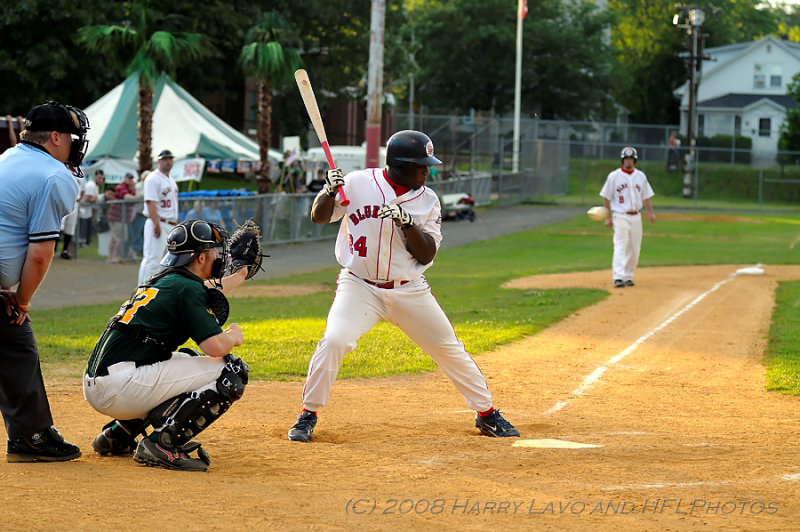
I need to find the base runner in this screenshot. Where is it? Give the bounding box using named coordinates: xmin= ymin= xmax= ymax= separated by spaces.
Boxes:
xmin=287 ymin=130 xmax=519 ymax=442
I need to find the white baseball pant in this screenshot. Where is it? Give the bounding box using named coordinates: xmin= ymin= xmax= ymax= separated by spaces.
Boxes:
xmin=83 ymin=351 xmax=226 ymax=420
xmin=611 ymin=212 xmax=643 ymax=281
xmin=301 ymin=271 xmax=493 ymax=413
xmin=137 ymin=219 xmax=171 ymax=285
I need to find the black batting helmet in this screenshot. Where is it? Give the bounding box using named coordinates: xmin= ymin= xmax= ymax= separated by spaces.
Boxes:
xmin=161 ymin=220 xmax=228 ymax=268
xmin=620 ymin=146 xmax=638 ymax=162
xmin=386 ymin=130 xmax=442 ymax=168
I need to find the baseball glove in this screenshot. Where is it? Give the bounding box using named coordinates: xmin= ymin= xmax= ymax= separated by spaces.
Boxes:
xmin=228 ymin=219 xmax=267 ymax=279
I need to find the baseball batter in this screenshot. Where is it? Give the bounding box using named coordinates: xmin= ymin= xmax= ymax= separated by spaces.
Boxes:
xmin=599 ymin=146 xmax=656 ymax=287
xmin=137 ymin=149 xmax=179 ymax=285
xmin=287 ymin=130 xmax=519 ymax=442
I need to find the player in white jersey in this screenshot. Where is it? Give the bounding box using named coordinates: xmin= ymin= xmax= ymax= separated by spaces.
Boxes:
xmin=599 ymin=146 xmax=657 ymax=288
xmin=287 ymin=130 xmax=519 ymax=442
xmin=138 ymin=149 xmax=179 ymax=285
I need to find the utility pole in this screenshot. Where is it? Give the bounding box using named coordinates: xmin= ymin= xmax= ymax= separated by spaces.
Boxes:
xmin=674 ymin=6 xmax=706 ymax=198
xmin=366 ymin=0 xmax=386 ymax=168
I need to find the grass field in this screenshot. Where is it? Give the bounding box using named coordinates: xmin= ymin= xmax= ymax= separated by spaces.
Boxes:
xmin=37 ymin=209 xmax=800 ymax=394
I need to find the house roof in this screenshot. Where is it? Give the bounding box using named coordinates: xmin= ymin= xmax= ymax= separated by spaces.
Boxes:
xmin=699 ymin=93 xmax=797 ymax=109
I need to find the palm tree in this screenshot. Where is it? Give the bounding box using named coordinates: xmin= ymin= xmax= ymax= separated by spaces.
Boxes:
xmin=78 ymin=0 xmax=211 ymax=173
xmin=240 ymin=12 xmax=303 ymax=186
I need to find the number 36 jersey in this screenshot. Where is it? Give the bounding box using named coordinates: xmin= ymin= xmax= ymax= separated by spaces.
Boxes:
xmin=326 ymin=168 xmax=443 ymax=283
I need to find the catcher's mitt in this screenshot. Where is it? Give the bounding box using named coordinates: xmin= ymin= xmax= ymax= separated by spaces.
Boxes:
xmin=228 ymin=219 xmax=267 ymax=279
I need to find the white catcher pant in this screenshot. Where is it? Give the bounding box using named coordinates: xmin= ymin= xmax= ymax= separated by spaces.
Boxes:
xmin=138 ymin=219 xmax=171 ymax=285
xmin=611 ymin=212 xmax=643 ymax=281
xmin=301 ymin=270 xmax=493 ymax=413
xmin=83 ymin=351 xmax=226 ymax=420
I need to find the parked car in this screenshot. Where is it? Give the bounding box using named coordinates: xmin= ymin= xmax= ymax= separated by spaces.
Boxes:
xmin=439 ymin=192 xmax=476 ymax=222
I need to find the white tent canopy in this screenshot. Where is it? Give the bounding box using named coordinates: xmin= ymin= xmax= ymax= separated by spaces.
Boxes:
xmin=83 ymin=72 xmax=282 ymax=172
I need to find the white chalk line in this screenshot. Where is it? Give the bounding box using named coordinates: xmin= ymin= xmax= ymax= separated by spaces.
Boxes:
xmin=605 ymin=473 xmax=800 ymax=491
xmin=543 ymin=267 xmax=757 ymax=416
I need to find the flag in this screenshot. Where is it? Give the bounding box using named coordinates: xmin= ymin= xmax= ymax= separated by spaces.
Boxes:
xmin=519 ymin=0 xmax=528 ymax=20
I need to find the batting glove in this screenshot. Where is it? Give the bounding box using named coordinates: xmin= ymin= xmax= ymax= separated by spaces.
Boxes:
xmin=378 ymin=203 xmax=414 ymax=228
xmin=324 ymin=168 xmax=345 ymax=197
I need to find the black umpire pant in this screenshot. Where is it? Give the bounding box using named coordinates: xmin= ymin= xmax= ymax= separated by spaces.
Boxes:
xmin=0 ymin=313 xmax=54 ymax=439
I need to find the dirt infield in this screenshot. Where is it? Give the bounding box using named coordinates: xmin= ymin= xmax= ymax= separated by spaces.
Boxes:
xmin=4 ymin=264 xmax=800 ymax=530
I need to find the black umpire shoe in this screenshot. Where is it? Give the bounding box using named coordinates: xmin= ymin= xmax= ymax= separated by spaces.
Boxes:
xmin=475 ymin=410 xmax=520 ymax=438
xmin=6 ymin=426 xmax=82 ymax=462
xmin=133 ymin=438 xmax=209 ymax=472
xmin=288 ymin=411 xmax=317 ymax=442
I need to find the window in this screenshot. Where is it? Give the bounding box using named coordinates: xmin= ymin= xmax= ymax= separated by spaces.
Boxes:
xmin=759 ymin=118 xmax=771 ymax=137
xmin=770 ymin=64 xmax=783 ymax=88
xmin=697 ymin=114 xmax=705 ymax=137
xmin=754 ymin=64 xmax=765 ymax=89
xmin=734 ymin=115 xmax=742 ymax=136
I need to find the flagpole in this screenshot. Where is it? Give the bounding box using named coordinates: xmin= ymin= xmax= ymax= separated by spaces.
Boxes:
xmin=512 ymin=1 xmax=524 ymax=173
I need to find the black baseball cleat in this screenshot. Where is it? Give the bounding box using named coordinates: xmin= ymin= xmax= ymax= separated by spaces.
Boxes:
xmin=133 ymin=438 xmax=209 ymax=472
xmin=625 ymin=280 xmax=635 ymax=287
xmin=6 ymin=426 xmax=82 ymax=462
xmin=475 ymin=410 xmax=520 ymax=438
xmin=288 ymin=411 xmax=317 ymax=442
xmin=614 ymin=279 xmax=624 ymax=288
xmin=91 ymin=421 xmax=137 ymax=456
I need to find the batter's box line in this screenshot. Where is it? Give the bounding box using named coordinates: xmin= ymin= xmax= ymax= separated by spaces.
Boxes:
xmin=542 ymin=267 xmax=754 ymax=416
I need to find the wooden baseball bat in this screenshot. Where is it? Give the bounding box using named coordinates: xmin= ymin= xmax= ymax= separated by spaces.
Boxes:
xmin=294 ymin=69 xmax=350 ymax=206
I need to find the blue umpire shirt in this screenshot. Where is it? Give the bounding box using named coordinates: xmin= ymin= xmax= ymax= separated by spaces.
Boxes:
xmin=0 ymin=142 xmax=79 ymax=288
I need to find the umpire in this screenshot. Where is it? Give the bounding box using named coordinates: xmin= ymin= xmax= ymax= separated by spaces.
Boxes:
xmin=0 ymin=101 xmax=90 ymax=462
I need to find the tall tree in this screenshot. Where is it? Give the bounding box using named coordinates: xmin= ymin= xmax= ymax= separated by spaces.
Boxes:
xmin=239 ymin=11 xmax=303 ymax=186
xmin=77 ymin=0 xmax=212 ymax=172
xmin=779 ymin=72 xmax=800 ymax=153
xmin=410 ymin=0 xmax=615 ymax=119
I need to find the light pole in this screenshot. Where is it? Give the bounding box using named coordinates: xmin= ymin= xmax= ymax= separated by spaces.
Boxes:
xmin=674 ymin=6 xmax=705 ymax=198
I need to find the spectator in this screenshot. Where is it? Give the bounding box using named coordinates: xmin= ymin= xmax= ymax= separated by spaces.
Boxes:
xmin=106 ymin=172 xmax=137 ymax=263
xmin=128 ymin=170 xmax=149 ymax=259
xmin=59 ymin=176 xmax=84 ymax=259
xmin=79 ymin=169 xmax=104 ymax=247
xmin=202 ymin=200 xmax=226 ymax=229
xmin=185 ymin=200 xmax=205 ymax=221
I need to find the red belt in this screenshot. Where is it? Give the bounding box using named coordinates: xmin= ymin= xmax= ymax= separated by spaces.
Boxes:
xmin=351 ymin=272 xmax=409 ymax=289
xmin=625 ymin=211 xmax=640 ymax=215
xmin=159 ymin=218 xmax=178 ymax=225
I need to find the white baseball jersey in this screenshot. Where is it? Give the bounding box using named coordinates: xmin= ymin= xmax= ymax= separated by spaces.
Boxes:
xmin=328 ymin=168 xmax=442 ymax=282
xmin=599 ymin=167 xmax=654 ymax=213
xmin=599 ymin=166 xmax=655 ymax=282
xmin=299 ymin=168 xmax=494 ymax=414
xmin=142 ymin=170 xmax=178 ymax=220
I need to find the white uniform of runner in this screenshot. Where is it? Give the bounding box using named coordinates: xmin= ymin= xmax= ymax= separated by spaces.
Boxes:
xmin=300 ymin=168 xmax=493 ymax=412
xmin=599 ymin=166 xmax=654 ymax=283
xmin=137 ymin=169 xmax=179 ymax=284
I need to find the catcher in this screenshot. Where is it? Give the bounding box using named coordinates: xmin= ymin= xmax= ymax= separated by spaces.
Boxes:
xmin=83 ymin=218 xmax=265 ymax=471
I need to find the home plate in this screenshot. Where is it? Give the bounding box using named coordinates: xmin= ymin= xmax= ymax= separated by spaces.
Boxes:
xmin=513 ymin=439 xmax=602 ymax=449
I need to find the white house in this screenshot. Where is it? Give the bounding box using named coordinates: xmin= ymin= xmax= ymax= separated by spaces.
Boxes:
xmin=674 ymin=35 xmax=800 ymax=164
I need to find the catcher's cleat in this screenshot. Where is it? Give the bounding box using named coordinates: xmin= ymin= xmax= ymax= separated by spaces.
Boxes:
xmin=133 ymin=438 xmax=209 ymax=472
xmin=614 ymin=279 xmax=625 ymax=288
xmin=6 ymin=426 xmax=81 ymax=463
xmin=91 ymin=426 xmax=135 ymax=456
xmin=474 ymin=410 xmax=520 ymax=438
xmin=625 ymin=280 xmax=635 ymax=287
xmin=288 ymin=411 xmax=317 ymax=442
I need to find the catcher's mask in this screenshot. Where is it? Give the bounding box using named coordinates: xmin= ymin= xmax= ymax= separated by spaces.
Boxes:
xmin=161 ymin=220 xmax=230 ymax=280
xmin=620 ymin=146 xmax=638 ymax=162
xmin=385 ymin=130 xmax=442 ymax=178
